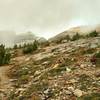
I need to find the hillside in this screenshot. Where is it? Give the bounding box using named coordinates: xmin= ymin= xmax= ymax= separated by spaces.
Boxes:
xmin=49 ymin=25 xmax=100 ymax=42
xmin=0 ymin=31 xmax=47 ymax=47
xmin=0 ymin=29 xmax=100 ymax=100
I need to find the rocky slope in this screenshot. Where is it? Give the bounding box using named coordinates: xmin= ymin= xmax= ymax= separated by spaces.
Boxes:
xmin=0 ymin=26 xmax=100 ymax=99
xmin=49 ymin=25 xmax=100 ymax=42
xmin=0 ymin=33 xmax=100 ymax=100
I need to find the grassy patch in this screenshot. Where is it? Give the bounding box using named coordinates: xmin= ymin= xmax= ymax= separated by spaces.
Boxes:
xmin=77 ymin=74 xmax=93 ymax=91
xmin=82 ymin=48 xmax=95 ymax=55
xmin=77 ymin=93 xmax=100 ymax=100
xmin=23 ymin=80 xmax=48 ymax=98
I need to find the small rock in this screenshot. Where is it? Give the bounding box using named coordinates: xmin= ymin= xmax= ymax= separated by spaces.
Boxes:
xmin=42 ymin=61 xmax=49 ymax=65
xmin=90 ymin=44 xmax=97 ymax=48
xmin=93 ymin=64 xmax=96 ymax=67
xmin=9 ymin=79 xmax=18 ymax=82
xmin=61 ymin=40 xmax=68 ymax=43
xmin=66 ymin=67 xmax=71 ymax=72
xmin=74 ymin=89 xmax=83 ymax=97
xmin=71 ymin=58 xmax=75 ymax=61
xmin=80 ymin=64 xmax=86 ymax=68
xmin=54 ymin=83 xmax=58 ymax=87
xmin=65 ymin=90 xmax=72 ymax=95
xmin=44 ymin=89 xmax=50 ymax=94
xmin=34 ymin=70 xmax=41 ymax=75
xmin=22 ymin=67 xmax=28 ymax=70
xmin=68 ymin=87 xmax=74 ymax=92
xmin=69 ymin=79 xmax=77 ymax=83
xmin=25 ymin=57 xmax=30 ymax=61
xmin=53 ymin=64 xmax=59 ymax=69
xmin=95 ymin=72 xmax=100 ymax=77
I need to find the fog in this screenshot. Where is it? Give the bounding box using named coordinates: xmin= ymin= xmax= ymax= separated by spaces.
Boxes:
xmin=0 ymin=0 xmax=100 ymax=39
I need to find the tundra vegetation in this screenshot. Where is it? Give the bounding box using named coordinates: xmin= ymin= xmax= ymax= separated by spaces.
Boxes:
xmin=0 ymin=30 xmax=100 ymax=100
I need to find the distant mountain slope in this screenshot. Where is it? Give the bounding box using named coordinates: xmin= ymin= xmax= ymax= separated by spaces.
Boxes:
xmin=15 ymin=32 xmax=37 ymax=45
xmin=0 ymin=25 xmax=100 ymax=47
xmin=49 ymin=25 xmax=99 ymax=42
xmin=15 ymin=32 xmax=48 ymax=46
xmin=0 ymin=31 xmax=47 ymax=47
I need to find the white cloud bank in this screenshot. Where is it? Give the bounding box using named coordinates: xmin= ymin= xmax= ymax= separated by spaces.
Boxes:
xmin=0 ymin=0 xmax=100 ymax=38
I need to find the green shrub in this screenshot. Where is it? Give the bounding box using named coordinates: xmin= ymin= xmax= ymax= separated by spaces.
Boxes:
xmin=55 ymin=39 xmax=62 ymax=44
xmin=18 ymin=44 xmax=22 ymax=48
xmin=78 ymin=74 xmax=93 ymax=91
xmin=18 ymin=75 xmax=29 ymax=84
xmin=89 ymin=31 xmax=98 ymax=37
xmin=13 ymin=44 xmax=18 ymax=49
xmin=0 ymin=44 xmax=11 ymax=66
xmin=55 ymin=35 xmax=71 ymax=44
xmin=23 ymin=44 xmax=34 ymax=54
xmin=78 ymin=93 xmax=100 ymax=100
xmin=23 ymin=80 xmax=48 ymax=98
xmin=82 ymin=48 xmax=95 ymax=54
xmin=3 ymin=52 xmax=11 ymax=64
xmin=94 ymin=51 xmax=100 ymax=67
xmin=23 ymin=40 xmax=38 ymax=54
xmin=90 ymin=51 xmax=100 ymax=66
xmin=39 ymin=41 xmax=50 ymax=47
xmin=66 ymin=35 xmax=71 ymax=41
xmin=71 ymin=33 xmax=81 ymax=41
xmin=95 ymin=51 xmax=100 ymax=58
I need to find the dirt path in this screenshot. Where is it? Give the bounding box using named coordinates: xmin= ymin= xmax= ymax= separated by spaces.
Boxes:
xmin=0 ymin=66 xmax=12 ymax=91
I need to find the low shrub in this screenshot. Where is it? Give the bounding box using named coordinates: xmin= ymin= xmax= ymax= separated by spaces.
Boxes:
xmin=82 ymin=48 xmax=95 ymax=54
xmin=66 ymin=35 xmax=71 ymax=41
xmin=18 ymin=75 xmax=29 ymax=84
xmin=71 ymin=33 xmax=82 ymax=41
xmin=90 ymin=51 xmax=100 ymax=67
xmin=23 ymin=40 xmax=38 ymax=54
xmin=95 ymin=51 xmax=100 ymax=58
xmin=13 ymin=44 xmax=18 ymax=49
xmin=78 ymin=93 xmax=100 ymax=100
xmin=0 ymin=44 xmax=11 ymax=66
xmin=89 ymin=31 xmax=98 ymax=37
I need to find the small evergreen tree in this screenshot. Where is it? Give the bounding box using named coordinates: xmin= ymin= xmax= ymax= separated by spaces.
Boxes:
xmin=90 ymin=51 xmax=100 ymax=66
xmin=89 ymin=31 xmax=98 ymax=37
xmin=3 ymin=52 xmax=11 ymax=64
xmin=33 ymin=40 xmax=38 ymax=50
xmin=23 ymin=41 xmax=38 ymax=54
xmin=23 ymin=43 xmax=27 ymax=48
xmin=0 ymin=44 xmax=11 ymax=66
xmin=71 ymin=33 xmax=81 ymax=41
xmin=19 ymin=44 xmax=22 ymax=48
xmin=13 ymin=44 xmax=18 ymax=49
xmin=95 ymin=51 xmax=100 ymax=58
xmin=66 ymin=35 xmax=71 ymax=41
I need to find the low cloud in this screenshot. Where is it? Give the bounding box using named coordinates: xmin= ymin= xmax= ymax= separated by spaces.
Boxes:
xmin=0 ymin=0 xmax=100 ymax=38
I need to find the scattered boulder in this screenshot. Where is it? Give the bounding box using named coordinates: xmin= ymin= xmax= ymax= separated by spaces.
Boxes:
xmin=65 ymin=90 xmax=72 ymax=95
xmin=66 ymin=67 xmax=71 ymax=73
xmin=95 ymin=71 xmax=100 ymax=77
xmin=73 ymin=89 xmax=83 ymax=97
xmin=68 ymin=87 xmax=74 ymax=92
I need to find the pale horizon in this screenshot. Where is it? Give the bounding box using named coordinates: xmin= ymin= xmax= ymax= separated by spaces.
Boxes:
xmin=0 ymin=0 xmax=100 ymax=39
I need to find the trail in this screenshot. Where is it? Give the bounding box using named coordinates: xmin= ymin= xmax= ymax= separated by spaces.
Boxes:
xmin=0 ymin=65 xmax=12 ymax=93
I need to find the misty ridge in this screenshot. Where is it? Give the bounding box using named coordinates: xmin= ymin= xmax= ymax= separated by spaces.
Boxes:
xmin=0 ymin=0 xmax=100 ymax=46
xmin=0 ymin=31 xmax=42 ymax=47
xmin=0 ymin=25 xmax=100 ymax=47
xmin=0 ymin=0 xmax=100 ymax=40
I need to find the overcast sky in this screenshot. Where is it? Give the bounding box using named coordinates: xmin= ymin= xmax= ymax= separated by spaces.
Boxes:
xmin=0 ymin=0 xmax=100 ymax=38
